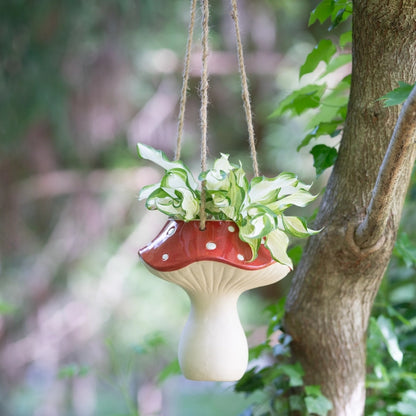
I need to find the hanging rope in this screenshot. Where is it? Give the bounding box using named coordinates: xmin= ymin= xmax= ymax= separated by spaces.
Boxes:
xmin=230 ymin=0 xmax=260 ymax=177
xmin=175 ymin=0 xmax=259 ymax=229
xmin=199 ymin=0 xmax=210 ymax=230
xmin=175 ymin=0 xmax=198 ymax=161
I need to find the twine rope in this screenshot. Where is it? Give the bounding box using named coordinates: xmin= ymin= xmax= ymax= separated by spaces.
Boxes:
xmin=176 ymin=0 xmax=259 ymax=229
xmin=175 ymin=0 xmax=198 ymax=161
xmin=230 ymin=0 xmax=259 ymax=177
xmin=199 ymin=0 xmax=210 ymax=230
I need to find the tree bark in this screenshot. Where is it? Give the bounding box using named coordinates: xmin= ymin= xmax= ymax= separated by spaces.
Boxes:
xmin=284 ymin=1 xmax=416 ymax=415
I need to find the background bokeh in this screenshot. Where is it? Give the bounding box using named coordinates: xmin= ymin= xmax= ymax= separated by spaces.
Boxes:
xmin=0 ymin=1 xmax=352 ymax=414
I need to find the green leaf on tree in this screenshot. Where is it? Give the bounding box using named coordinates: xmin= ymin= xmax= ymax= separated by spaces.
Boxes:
xmin=310 ymin=144 xmax=338 ymax=176
xmin=305 ymin=80 xmax=349 ymax=129
xmin=289 ymin=394 xmax=304 ymax=411
xmin=304 ymin=385 xmax=333 ymax=416
xmin=305 ymin=395 xmax=333 ymax=416
xmin=298 ymin=121 xmax=342 ymax=150
xmin=270 ymin=84 xmax=327 ymax=118
xmin=300 ymin=40 xmax=337 ymax=78
xmin=329 ymin=6 xmax=351 ymax=30
xmin=309 ymin=0 xmax=334 ymax=26
xmin=279 ymin=363 xmax=304 ymax=387
xmin=235 ymin=367 xmax=265 ymax=393
xmin=379 ymin=81 xmax=415 ymax=107
xmin=309 ymin=0 xmax=352 ymax=27
xmin=321 ymin=53 xmax=352 ymax=78
xmin=339 ymin=30 xmax=352 ymax=47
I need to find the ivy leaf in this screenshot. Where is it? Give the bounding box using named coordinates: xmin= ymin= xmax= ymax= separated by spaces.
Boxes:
xmin=235 ymin=367 xmax=265 ymax=393
xmin=379 ymin=81 xmax=415 ymax=107
xmin=289 ymin=395 xmax=305 ymax=412
xmin=279 ymin=363 xmax=304 ymax=387
xmin=305 ymin=395 xmax=333 ymax=416
xmin=300 ymin=39 xmax=337 ymax=78
xmin=270 ymin=84 xmax=327 ymax=118
xmin=310 ymin=144 xmax=338 ymax=176
xmin=304 ymin=385 xmax=333 ymax=416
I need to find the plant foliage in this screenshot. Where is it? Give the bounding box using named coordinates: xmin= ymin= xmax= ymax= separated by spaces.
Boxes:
xmin=137 ymin=143 xmax=318 ymax=267
xmin=271 ymin=0 xmax=352 ymax=176
xmin=234 ymin=298 xmax=332 ymax=416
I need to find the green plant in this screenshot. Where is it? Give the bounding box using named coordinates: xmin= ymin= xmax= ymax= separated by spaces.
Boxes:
xmin=234 ymin=298 xmax=332 ymax=416
xmin=137 ymin=143 xmax=318 ymax=267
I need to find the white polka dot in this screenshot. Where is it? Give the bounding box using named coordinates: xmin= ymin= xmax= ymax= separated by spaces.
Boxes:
xmin=228 ymin=225 xmax=235 ymax=233
xmin=162 ymin=254 xmax=169 ymax=261
xmin=237 ymin=254 xmax=244 ymax=261
xmin=167 ymin=227 xmax=176 ymax=236
xmin=206 ymin=242 xmax=216 ymax=250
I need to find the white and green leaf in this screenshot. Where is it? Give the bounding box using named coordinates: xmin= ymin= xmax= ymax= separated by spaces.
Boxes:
xmin=175 ymin=188 xmax=200 ymax=221
xmin=265 ymin=229 xmax=293 ymax=268
xmin=281 ymin=215 xmax=320 ymax=238
xmin=137 ymin=143 xmax=198 ymax=189
xmin=268 ymin=189 xmax=317 ymax=212
xmin=249 ymin=173 xmax=298 ymax=204
xmin=138 ymin=182 xmax=161 ymax=201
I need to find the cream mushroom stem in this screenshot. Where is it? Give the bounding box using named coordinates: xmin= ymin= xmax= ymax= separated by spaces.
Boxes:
xmin=179 ymin=292 xmax=246 ymax=381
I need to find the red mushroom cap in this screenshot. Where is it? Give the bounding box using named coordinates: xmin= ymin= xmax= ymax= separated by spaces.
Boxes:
xmin=139 ymin=219 xmax=276 ymax=272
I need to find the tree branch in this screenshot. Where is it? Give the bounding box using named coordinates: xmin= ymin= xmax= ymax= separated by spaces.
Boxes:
xmin=355 ymin=84 xmax=416 ymax=249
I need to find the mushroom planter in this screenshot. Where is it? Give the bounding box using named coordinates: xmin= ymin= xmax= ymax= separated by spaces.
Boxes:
xmin=139 ymin=219 xmax=290 ymax=381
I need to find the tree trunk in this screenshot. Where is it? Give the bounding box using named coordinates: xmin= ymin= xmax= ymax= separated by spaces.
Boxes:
xmin=284 ymin=1 xmax=416 ymax=415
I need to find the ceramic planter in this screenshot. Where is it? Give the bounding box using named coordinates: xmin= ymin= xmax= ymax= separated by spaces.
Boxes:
xmin=139 ymin=219 xmax=290 ymax=381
